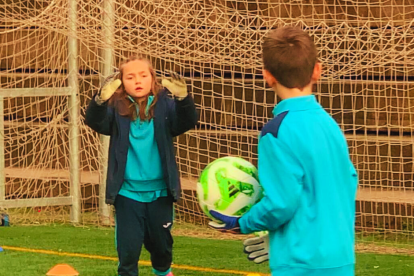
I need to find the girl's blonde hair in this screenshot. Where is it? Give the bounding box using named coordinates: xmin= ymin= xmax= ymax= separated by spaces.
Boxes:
xmin=109 ymin=56 xmax=160 ymax=120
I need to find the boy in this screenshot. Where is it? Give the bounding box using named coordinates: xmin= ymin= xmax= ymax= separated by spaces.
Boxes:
xmin=209 ymin=26 xmax=358 ymax=276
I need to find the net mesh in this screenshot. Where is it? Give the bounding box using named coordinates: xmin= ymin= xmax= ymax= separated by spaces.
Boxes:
xmin=1 ymin=0 xmax=414 ymax=244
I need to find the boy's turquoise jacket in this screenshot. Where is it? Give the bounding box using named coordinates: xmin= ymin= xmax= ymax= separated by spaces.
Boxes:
xmin=239 ymin=95 xmax=358 ymax=276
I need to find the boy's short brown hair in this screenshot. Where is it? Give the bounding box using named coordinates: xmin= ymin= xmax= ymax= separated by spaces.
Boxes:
xmin=262 ymin=26 xmax=318 ymax=89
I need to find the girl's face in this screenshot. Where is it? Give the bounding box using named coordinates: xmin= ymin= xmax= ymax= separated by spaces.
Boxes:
xmin=122 ymin=59 xmax=153 ymax=98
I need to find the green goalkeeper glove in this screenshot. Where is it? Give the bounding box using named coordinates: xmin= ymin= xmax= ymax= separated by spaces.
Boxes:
xmin=161 ymin=72 xmax=188 ymax=100
xmin=243 ymin=233 xmax=269 ymax=264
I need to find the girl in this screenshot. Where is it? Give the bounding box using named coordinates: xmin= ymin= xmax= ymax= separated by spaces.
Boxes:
xmin=85 ymin=56 xmax=198 ymax=276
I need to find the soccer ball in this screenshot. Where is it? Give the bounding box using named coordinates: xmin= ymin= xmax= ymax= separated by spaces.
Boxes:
xmin=197 ymin=156 xmax=263 ymax=221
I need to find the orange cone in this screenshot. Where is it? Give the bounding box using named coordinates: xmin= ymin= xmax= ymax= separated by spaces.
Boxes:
xmin=46 ymin=264 xmax=79 ymax=276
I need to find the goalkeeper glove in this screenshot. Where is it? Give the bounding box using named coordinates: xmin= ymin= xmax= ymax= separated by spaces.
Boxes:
xmin=161 ymin=71 xmax=188 ymax=100
xmin=96 ymin=72 xmax=122 ymax=105
xmin=208 ymin=210 xmax=241 ymax=234
xmin=243 ymin=233 xmax=269 ymax=264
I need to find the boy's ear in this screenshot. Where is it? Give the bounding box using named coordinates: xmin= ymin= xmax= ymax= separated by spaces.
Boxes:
xmin=311 ymin=62 xmax=322 ymax=82
xmin=263 ymin=69 xmax=277 ymax=87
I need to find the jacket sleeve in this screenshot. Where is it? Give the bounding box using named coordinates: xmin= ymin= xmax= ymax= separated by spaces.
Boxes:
xmin=84 ymin=95 xmax=115 ymax=136
xmin=168 ymin=94 xmax=198 ymax=137
xmin=239 ymin=133 xmax=304 ymax=233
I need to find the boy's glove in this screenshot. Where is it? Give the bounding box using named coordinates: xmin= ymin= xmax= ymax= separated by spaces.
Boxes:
xmin=208 ymin=210 xmax=241 ymax=234
xmin=243 ymin=233 xmax=269 ymax=264
xmin=161 ymin=72 xmax=188 ymax=99
xmin=96 ymin=73 xmax=122 ymax=105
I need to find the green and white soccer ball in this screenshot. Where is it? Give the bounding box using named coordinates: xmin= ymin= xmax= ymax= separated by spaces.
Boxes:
xmin=197 ymin=156 xmax=263 ymax=221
